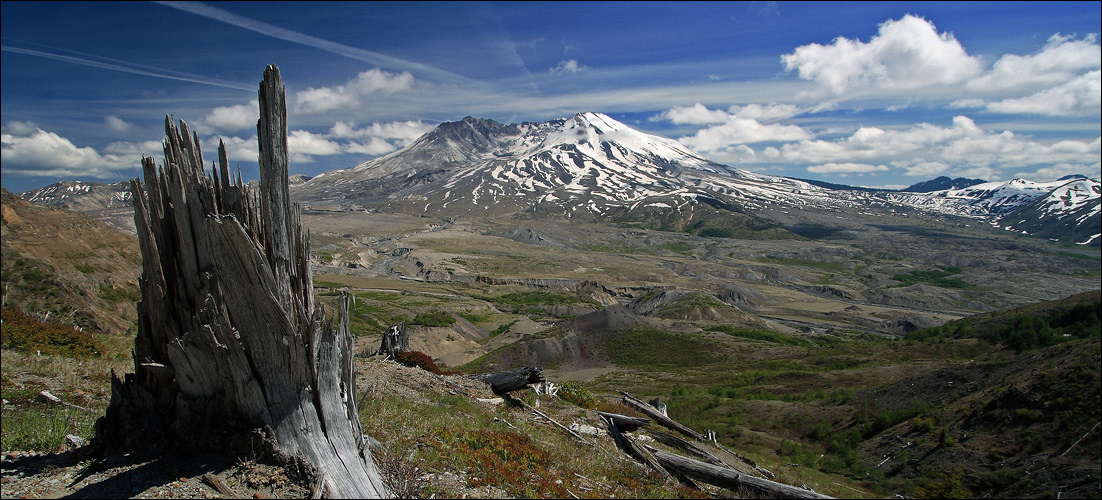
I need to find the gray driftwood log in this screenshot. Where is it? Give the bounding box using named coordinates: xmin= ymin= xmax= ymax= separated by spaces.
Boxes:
xmin=649 ymin=449 xmax=833 ymax=499
xmin=616 ymin=388 xmax=708 ymax=441
xmin=96 ymin=65 xmax=389 ymax=498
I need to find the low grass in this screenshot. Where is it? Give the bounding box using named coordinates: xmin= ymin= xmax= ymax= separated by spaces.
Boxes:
xmin=1 ymin=308 xmax=105 ymax=357
xmin=890 ymin=265 xmax=975 ymax=289
xmin=358 ymin=374 xmax=696 ymax=499
xmin=0 ymin=387 xmax=102 ymax=452
xmin=601 ymin=327 xmax=726 ymax=370
xmin=478 ymin=290 xmax=600 ymax=318
xmin=705 ymin=324 xmax=815 ymax=347
xmin=1 ymin=329 xmax=131 ymax=452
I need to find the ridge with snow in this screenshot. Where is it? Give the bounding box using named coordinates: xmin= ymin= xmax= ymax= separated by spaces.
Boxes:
xmin=17 ymin=112 xmax=1101 ymax=247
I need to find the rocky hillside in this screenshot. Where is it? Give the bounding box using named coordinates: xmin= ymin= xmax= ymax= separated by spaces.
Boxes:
xmin=1 ymin=188 xmax=140 ymax=334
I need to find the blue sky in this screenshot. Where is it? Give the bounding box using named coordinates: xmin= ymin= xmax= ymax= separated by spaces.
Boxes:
xmin=2 ymin=1 xmax=1099 ymax=194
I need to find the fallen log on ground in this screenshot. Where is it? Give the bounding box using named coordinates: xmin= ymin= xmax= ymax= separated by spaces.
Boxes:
xmin=649 ymin=448 xmax=833 ymax=499
xmin=645 ymin=428 xmax=725 ymax=466
xmin=469 ymin=367 xmax=545 ymax=394
xmin=595 ymin=411 xmax=650 ymax=432
xmin=616 ymin=388 xmax=707 ymax=441
xmin=603 ymin=415 xmax=675 ymax=484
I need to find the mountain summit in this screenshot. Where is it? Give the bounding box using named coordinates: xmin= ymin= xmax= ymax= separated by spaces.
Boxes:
xmin=294 ymin=112 xmax=836 ymax=219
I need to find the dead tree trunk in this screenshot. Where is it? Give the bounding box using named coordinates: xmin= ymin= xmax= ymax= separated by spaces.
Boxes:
xmin=96 ymin=65 xmax=388 ymax=498
xmin=376 ymin=323 xmax=409 ymax=358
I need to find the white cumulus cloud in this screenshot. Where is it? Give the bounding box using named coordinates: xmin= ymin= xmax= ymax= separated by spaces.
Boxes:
xmin=103 ymin=140 xmax=164 ymax=156
xmin=329 ymin=120 xmax=433 ymax=145
xmin=204 ymin=101 xmax=259 ymax=132
xmin=782 ymin=14 xmax=983 ymax=94
xmin=345 ymin=137 xmax=399 ymax=156
xmin=983 ymin=70 xmax=1101 ymax=116
xmin=104 ymin=115 xmax=131 ymax=132
xmin=1 ymin=127 xmax=138 ymax=178
xmin=2 ymin=121 xmax=40 ymax=137
xmin=774 ymin=116 xmax=1100 ymax=179
xmin=807 ymin=162 xmax=890 ymax=174
xmin=293 ymin=68 xmax=414 ymax=114
xmin=679 ymin=117 xmax=813 ymax=150
xmin=652 ymin=103 xmax=814 ymax=157
xmin=652 ymin=103 xmax=730 ymax=124
xmin=209 ymin=135 xmax=259 ymax=164
xmin=968 ymin=34 xmax=1101 ymax=92
xmin=287 ymin=130 xmax=341 ymax=162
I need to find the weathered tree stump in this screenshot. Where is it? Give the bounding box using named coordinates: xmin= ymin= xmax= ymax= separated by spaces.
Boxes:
xmin=376 ymin=323 xmax=410 ymax=358
xmin=95 ymin=65 xmax=389 ymax=498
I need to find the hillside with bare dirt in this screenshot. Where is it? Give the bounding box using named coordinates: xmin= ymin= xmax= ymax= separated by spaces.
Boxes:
xmin=1 ymin=188 xmax=140 ymax=334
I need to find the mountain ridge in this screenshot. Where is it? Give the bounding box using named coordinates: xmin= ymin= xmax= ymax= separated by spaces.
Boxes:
xmin=294 ymin=112 xmax=1102 ymax=246
xmin=13 ymin=112 xmax=1101 ymax=246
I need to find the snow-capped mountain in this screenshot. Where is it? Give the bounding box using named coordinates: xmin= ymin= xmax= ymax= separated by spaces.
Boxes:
xmin=996 ymin=177 xmax=1101 ymax=245
xmin=18 ymin=113 xmax=1100 ymax=247
xmin=883 ymin=176 xmax=1100 ymax=244
xmin=19 ymin=180 xmax=133 ymax=212
xmin=294 ymin=112 xmax=1099 ymax=246
xmin=295 ymin=112 xmax=852 ymax=218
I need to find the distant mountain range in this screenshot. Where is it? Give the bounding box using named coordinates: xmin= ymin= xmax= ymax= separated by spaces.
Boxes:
xmin=17 ymin=112 xmax=1101 ymax=246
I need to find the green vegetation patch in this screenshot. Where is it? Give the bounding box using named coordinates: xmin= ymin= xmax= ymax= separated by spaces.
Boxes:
xmin=706 ymin=324 xmax=815 ymax=347
xmin=0 ymin=387 xmax=101 ymax=452
xmin=411 ymin=310 xmax=456 ymax=327
xmin=907 ymin=294 xmax=1100 ymax=350
xmin=1 ymin=308 xmax=105 ymax=357
xmin=601 ymin=327 xmax=725 ymax=369
xmin=99 ymin=283 xmax=140 ymax=304
xmin=455 ymin=311 xmax=490 ymax=323
xmin=890 ymin=265 xmax=975 ymax=289
xmin=481 ymin=290 xmax=599 ymax=317
xmin=685 ymin=213 xmax=798 ymax=240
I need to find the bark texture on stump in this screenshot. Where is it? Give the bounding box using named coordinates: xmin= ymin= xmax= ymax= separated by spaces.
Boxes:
xmin=98 ymin=65 xmax=388 ymax=498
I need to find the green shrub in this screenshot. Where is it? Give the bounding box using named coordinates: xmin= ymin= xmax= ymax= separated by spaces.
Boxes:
xmin=0 ymin=308 xmax=104 ymax=357
xmin=917 ymin=467 xmax=972 ymax=498
xmin=394 ymin=350 xmax=459 ymax=375
xmin=558 ymin=381 xmax=596 ymax=408
xmin=891 ymin=266 xmax=974 ymax=289
xmin=411 ymin=310 xmax=456 ymax=327
xmin=706 ymin=325 xmax=813 ymax=347
xmin=602 ymin=328 xmax=725 ymax=369
xmin=779 ymin=439 xmax=818 ymax=467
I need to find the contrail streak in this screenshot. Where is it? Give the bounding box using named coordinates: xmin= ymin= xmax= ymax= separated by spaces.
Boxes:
xmin=156 ymin=1 xmax=472 ymax=84
xmin=1 ymin=45 xmax=255 ymax=91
